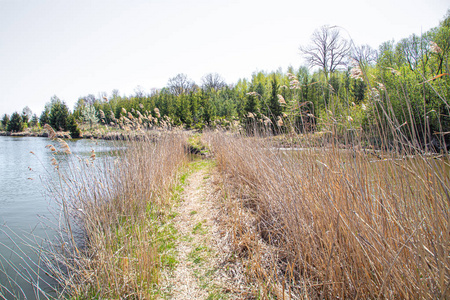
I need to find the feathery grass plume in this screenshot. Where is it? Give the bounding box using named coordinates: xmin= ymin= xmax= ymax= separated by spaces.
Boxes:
xmin=289 ymin=79 xmax=300 ymax=89
xmin=246 ymin=92 xmax=258 ymax=96
xmin=139 ymin=103 xmax=144 ymax=109
xmin=350 ymin=65 xmax=363 ymax=81
xmin=90 ymin=149 xmax=96 ymax=161
xmin=50 ymin=157 xmax=59 ymax=169
xmin=247 ymin=112 xmax=255 ymax=119
xmin=99 ymin=110 xmax=105 ymax=120
xmin=45 ymin=144 xmax=57 ymax=152
xmin=43 ymin=124 xmax=57 ymax=139
xmin=276 ymin=116 xmax=283 ymax=127
xmin=121 ymin=107 xmax=127 ymax=115
xmin=56 ymin=138 xmax=71 ymax=154
xmin=347 ymin=115 xmax=354 ymax=122
xmin=127 ymin=112 xmax=134 ymax=120
xmin=286 ymin=72 xmax=296 ymax=80
xmin=277 ymin=94 xmax=286 ymax=105
xmin=430 ymin=41 xmax=442 ymax=54
xmin=154 ymin=107 xmax=161 ymax=118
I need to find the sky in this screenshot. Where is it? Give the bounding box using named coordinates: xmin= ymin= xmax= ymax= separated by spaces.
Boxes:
xmin=0 ymin=0 xmax=448 ymax=116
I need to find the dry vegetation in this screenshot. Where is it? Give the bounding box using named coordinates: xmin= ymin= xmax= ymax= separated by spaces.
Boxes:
xmin=205 ymin=130 xmax=450 ymax=299
xmin=39 ymin=132 xmax=189 ymax=298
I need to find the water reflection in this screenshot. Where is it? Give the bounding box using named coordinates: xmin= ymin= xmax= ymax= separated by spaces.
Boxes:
xmin=0 ymin=136 xmax=120 ymax=299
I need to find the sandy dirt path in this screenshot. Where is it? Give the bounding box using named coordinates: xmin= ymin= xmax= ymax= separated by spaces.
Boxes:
xmin=158 ymin=159 xmax=246 ymax=299
xmin=170 ymin=164 xmax=211 ymax=299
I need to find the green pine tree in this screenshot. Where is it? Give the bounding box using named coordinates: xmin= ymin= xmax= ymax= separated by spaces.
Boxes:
xmin=7 ymin=112 xmax=24 ymax=132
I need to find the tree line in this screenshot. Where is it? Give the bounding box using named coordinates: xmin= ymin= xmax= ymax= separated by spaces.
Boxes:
xmin=1 ymin=11 xmax=449 ymax=148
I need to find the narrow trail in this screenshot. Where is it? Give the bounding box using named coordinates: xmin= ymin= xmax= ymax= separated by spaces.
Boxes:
xmin=165 ymin=160 xmax=234 ymax=300
xmin=171 ymin=162 xmax=210 ymax=299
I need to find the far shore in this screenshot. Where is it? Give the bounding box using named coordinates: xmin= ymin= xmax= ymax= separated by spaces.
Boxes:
xmin=0 ymin=130 xmax=162 ymax=141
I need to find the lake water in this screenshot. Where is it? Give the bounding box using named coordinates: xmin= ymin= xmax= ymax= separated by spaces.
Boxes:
xmin=0 ymin=136 xmax=117 ymax=299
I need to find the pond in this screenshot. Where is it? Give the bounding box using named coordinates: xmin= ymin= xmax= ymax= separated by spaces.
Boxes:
xmin=0 ymin=136 xmax=119 ymax=299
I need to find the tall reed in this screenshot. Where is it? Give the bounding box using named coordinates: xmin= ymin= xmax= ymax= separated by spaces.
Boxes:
xmin=40 ymin=133 xmax=188 ymax=298
xmin=206 ymin=128 xmax=450 ymax=298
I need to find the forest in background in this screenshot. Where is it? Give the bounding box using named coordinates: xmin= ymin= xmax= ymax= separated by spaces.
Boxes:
xmin=1 ymin=11 xmax=449 ymax=150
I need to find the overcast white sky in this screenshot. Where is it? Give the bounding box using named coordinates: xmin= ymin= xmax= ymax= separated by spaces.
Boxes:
xmin=0 ymin=0 xmax=448 ymax=116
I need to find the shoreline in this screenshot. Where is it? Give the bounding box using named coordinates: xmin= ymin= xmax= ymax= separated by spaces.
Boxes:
xmin=0 ymin=130 xmax=162 ymax=141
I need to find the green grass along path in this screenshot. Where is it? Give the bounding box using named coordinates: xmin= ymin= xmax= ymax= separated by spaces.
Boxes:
xmin=159 ymin=159 xmax=234 ymax=300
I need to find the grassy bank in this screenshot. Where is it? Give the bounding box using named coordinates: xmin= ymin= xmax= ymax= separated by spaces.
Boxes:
xmin=40 ymin=132 xmax=189 ymax=298
xmin=206 ymin=131 xmax=450 ymax=298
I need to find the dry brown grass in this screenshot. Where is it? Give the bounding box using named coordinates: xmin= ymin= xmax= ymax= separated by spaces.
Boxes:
xmin=41 ymin=132 xmax=188 ymax=298
xmin=205 ymin=130 xmax=450 ymax=299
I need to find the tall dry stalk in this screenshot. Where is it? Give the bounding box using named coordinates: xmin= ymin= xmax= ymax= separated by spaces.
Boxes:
xmin=206 ymin=130 xmax=450 ymax=298
xmin=39 ymin=132 xmax=188 ymax=298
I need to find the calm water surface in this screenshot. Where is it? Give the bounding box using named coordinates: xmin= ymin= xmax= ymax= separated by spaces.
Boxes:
xmin=0 ymin=136 xmax=118 ymax=299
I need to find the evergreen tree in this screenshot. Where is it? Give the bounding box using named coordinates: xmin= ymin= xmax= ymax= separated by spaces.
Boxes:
xmin=243 ymin=92 xmax=259 ymax=135
xmin=244 ymin=93 xmax=259 ymax=116
xmin=176 ymin=94 xmax=193 ymax=127
xmin=1 ymin=114 xmax=10 ymax=130
xmin=67 ymin=114 xmax=81 ymax=138
xmin=40 ymin=106 xmax=50 ymax=126
xmin=201 ymin=96 xmax=214 ymax=125
xmin=189 ymin=92 xmax=200 ymax=124
xmin=7 ymin=112 xmax=24 ymax=132
xmin=30 ymin=114 xmax=39 ymax=127
xmin=268 ymin=76 xmax=282 ymax=124
xmin=49 ymin=97 xmax=70 ymax=131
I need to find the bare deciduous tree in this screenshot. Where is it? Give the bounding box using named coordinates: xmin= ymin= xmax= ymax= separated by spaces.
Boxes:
xmin=22 ymin=106 xmax=32 ymax=120
xmin=167 ymin=73 xmax=196 ymax=96
xmin=201 ymin=73 xmax=226 ymax=92
xmin=300 ymin=26 xmax=350 ymax=79
xmin=80 ymin=94 xmax=97 ymax=105
xmin=351 ymin=44 xmax=378 ymax=66
xmin=134 ymin=86 xmax=145 ymax=98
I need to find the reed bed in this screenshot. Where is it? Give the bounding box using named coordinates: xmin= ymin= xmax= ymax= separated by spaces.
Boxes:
xmin=206 ymin=130 xmax=450 ymax=298
xmin=39 ymin=132 xmax=188 ymax=298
